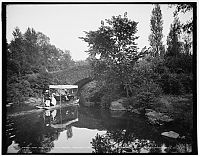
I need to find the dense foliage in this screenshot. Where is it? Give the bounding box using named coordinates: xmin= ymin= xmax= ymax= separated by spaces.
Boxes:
xmin=7 ymin=4 xmax=193 ymax=110
xmin=7 ymin=27 xmax=75 ymax=104
xmin=81 ymin=6 xmax=193 ymax=111
xmin=91 ymin=130 xmax=192 ymax=153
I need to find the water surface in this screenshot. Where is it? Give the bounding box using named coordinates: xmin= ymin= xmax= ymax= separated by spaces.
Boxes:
xmin=5 ymin=103 xmax=192 ymax=154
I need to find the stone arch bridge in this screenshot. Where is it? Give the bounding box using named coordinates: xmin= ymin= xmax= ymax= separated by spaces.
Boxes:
xmin=49 ymin=65 xmax=93 ymax=89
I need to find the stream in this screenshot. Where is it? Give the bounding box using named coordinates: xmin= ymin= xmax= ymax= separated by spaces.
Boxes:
xmin=5 ymin=102 xmax=192 ymax=154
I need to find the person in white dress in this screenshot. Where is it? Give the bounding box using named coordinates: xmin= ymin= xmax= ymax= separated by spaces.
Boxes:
xmin=51 ymin=93 xmax=57 ymax=106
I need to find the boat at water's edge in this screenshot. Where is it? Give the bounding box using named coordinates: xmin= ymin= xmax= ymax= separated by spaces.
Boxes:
xmin=37 ymin=84 xmax=79 ymax=110
xmin=36 ymin=99 xmax=79 ymax=110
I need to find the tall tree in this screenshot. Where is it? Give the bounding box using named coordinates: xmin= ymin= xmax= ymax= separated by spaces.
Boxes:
xmin=23 ymin=27 xmax=40 ymax=73
xmin=80 ymin=13 xmax=148 ymax=97
xmin=166 ymin=17 xmax=182 ymax=57
xmin=80 ymin=13 xmax=139 ymax=64
xmin=8 ymin=27 xmax=26 ymax=76
xmin=149 ymin=4 xmax=164 ymax=57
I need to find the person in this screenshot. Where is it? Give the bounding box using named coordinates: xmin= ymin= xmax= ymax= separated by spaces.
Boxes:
xmin=51 ymin=93 xmax=57 ymax=106
xmin=64 ymin=89 xmax=69 ymax=101
xmin=44 ymin=90 xmax=51 ymax=107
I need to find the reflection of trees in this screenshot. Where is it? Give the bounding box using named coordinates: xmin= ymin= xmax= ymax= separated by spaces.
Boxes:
xmin=91 ymin=130 xmax=192 ymax=153
xmin=14 ymin=117 xmax=59 ymax=154
xmin=8 ymin=106 xmax=78 ymax=154
xmin=91 ymin=130 xmax=158 ymax=153
xmin=90 ymin=110 xmax=193 ymax=154
xmin=91 ymin=130 xmax=153 ymax=153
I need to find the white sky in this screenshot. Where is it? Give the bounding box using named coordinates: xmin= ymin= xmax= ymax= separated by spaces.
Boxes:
xmin=6 ymin=4 xmax=192 ymax=61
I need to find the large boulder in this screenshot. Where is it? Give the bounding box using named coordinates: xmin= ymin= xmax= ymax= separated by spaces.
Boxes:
xmin=110 ymin=98 xmax=127 ymax=111
xmin=145 ymin=109 xmax=173 ymax=125
xmin=161 ymin=131 xmax=179 ymax=139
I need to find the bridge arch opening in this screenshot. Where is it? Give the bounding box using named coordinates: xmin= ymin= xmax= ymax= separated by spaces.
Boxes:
xmin=74 ymin=77 xmax=93 ymax=90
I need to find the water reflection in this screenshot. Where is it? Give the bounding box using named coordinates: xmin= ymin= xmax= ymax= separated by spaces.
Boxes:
xmin=6 ymin=105 xmax=192 ymax=154
xmin=6 ymin=106 xmax=79 ymax=154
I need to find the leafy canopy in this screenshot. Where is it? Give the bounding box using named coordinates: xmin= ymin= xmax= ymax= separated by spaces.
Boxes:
xmin=80 ymin=13 xmax=139 ymax=64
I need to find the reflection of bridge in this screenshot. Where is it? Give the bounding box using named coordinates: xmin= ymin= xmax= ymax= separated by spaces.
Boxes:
xmin=50 ymin=65 xmax=93 ymax=89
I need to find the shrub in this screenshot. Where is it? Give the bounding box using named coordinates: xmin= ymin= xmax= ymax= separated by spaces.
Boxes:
xmin=135 ymin=91 xmax=156 ymax=107
xmin=158 ymin=73 xmax=184 ymax=95
xmin=164 ymin=54 xmax=193 ymax=74
xmin=124 ymin=81 xmax=162 ymax=113
xmin=99 ymin=82 xmax=123 ymax=109
xmin=176 ymin=73 xmax=193 ymax=94
xmin=7 ymin=79 xmax=34 ymax=103
xmin=137 ymin=81 xmax=163 ymax=97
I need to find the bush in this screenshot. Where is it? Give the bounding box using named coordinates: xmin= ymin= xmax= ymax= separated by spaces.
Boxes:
xmin=152 ymin=58 xmax=169 ymax=74
xmin=135 ymin=91 xmax=156 ymax=107
xmin=124 ymin=81 xmax=162 ymax=112
xmin=7 ymin=79 xmax=34 ymax=103
xmin=99 ymin=81 xmax=123 ymax=109
xmin=176 ymin=73 xmax=193 ymax=94
xmin=164 ymin=54 xmax=193 ymax=73
xmin=137 ymin=81 xmax=163 ymax=96
xmin=158 ymin=73 xmax=184 ymax=95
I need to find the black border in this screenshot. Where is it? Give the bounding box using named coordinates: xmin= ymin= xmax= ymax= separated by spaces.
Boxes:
xmin=2 ymin=2 xmax=8 ymax=155
xmin=2 ymin=2 xmax=198 ymax=155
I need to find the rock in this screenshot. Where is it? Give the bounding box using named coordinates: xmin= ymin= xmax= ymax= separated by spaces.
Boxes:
xmin=132 ymin=109 xmax=141 ymax=114
xmin=110 ymin=98 xmax=127 ymax=111
xmin=24 ymin=97 xmax=42 ymax=105
xmin=161 ymin=131 xmax=179 ymax=139
xmin=145 ymin=110 xmax=173 ymax=125
xmin=159 ymin=115 xmax=173 ymax=122
xmin=145 ymin=110 xmax=159 ymax=124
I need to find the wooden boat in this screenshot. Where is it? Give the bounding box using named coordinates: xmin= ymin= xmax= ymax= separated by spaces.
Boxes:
xmin=36 ymin=99 xmax=79 ymax=110
xmin=36 ymin=85 xmax=79 ymax=110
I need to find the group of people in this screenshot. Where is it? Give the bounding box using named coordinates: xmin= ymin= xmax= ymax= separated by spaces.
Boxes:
xmin=43 ymin=89 xmax=74 ymax=107
xmin=43 ymin=90 xmax=57 ymax=107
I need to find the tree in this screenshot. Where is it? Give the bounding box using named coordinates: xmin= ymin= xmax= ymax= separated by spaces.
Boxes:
xmin=7 ymin=27 xmax=74 ymax=103
xmin=80 ymin=13 xmax=144 ymax=97
xmin=59 ymin=50 xmax=74 ymax=69
xmin=23 ymin=27 xmax=40 ymax=73
xmin=8 ymin=27 xmax=26 ymax=76
xmin=37 ymin=32 xmax=51 ymax=69
xmin=149 ymin=4 xmax=165 ymax=57
xmin=173 ymin=4 xmax=193 ymax=33
xmin=182 ymin=34 xmax=192 ymax=55
xmin=80 ymin=13 xmax=139 ymax=63
xmin=166 ymin=17 xmax=182 ymax=57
